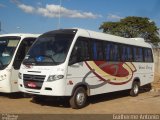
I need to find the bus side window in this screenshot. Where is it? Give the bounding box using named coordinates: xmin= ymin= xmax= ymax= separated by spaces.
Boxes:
xmin=107 ymin=43 xmax=120 ymax=61
xmin=13 ymin=38 xmax=36 ymax=69
xmin=133 ymin=47 xmax=143 ymax=62
xmin=104 ymin=43 xmax=110 ymax=61
xmin=69 ymin=37 xmax=90 ymax=65
xmin=127 ymin=46 xmax=133 ymax=61
xmin=121 ymin=45 xmax=133 ymax=61
xmin=92 ymin=40 xmax=104 ymax=60
xmin=144 ymin=48 xmax=153 ymax=62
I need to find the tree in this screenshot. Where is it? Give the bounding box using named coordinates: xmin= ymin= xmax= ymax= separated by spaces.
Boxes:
xmin=99 ymin=16 xmax=160 ymax=43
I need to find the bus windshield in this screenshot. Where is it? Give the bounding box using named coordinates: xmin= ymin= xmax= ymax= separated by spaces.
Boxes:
xmin=0 ymin=37 xmax=20 ymax=70
xmin=23 ymin=31 xmax=76 ymax=66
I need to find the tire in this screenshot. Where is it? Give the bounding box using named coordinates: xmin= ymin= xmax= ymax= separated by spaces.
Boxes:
xmin=144 ymin=83 xmax=152 ymax=92
xmin=23 ymin=93 xmax=31 ymax=98
xmin=32 ymin=95 xmax=43 ymax=103
xmin=69 ymin=87 xmax=87 ymax=109
xmin=130 ymin=81 xmax=140 ymax=97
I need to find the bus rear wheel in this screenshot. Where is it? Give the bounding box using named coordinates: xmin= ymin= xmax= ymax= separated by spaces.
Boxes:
xmin=69 ymin=87 xmax=87 ymax=109
xmin=130 ymin=81 xmax=140 ymax=97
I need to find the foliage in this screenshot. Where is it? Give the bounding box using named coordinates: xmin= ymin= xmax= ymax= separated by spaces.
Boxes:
xmin=99 ymin=16 xmax=160 ymax=43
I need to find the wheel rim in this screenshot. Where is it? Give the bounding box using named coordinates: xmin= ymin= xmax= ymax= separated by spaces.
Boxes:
xmin=133 ymin=84 xmax=139 ymax=94
xmin=76 ymin=92 xmax=85 ymax=106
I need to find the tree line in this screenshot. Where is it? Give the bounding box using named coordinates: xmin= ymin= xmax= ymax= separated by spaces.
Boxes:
xmin=99 ymin=16 xmax=160 ymax=44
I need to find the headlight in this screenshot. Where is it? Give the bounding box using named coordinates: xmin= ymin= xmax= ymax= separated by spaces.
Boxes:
xmin=18 ymin=72 xmax=22 ymax=79
xmin=47 ymin=75 xmax=64 ymax=82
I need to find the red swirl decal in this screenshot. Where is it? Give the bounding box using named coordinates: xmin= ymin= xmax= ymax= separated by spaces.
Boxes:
xmin=85 ymin=61 xmax=137 ymax=85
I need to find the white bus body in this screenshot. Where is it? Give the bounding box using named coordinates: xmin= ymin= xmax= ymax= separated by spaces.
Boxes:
xmin=0 ymin=33 xmax=40 ymax=93
xmin=18 ymin=29 xmax=154 ymax=108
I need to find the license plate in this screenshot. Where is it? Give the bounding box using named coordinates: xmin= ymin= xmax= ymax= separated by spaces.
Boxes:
xmin=27 ymin=82 xmax=37 ymax=88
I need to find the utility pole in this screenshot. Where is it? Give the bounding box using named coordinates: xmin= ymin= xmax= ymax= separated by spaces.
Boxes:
xmin=58 ymin=0 xmax=62 ymax=29
xmin=0 ymin=21 xmax=1 ymax=33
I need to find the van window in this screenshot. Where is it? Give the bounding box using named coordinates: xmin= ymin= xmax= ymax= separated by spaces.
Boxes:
xmin=104 ymin=42 xmax=120 ymax=61
xmin=92 ymin=40 xmax=104 ymax=60
xmin=69 ymin=37 xmax=90 ymax=64
xmin=144 ymin=48 xmax=153 ymax=62
xmin=121 ymin=45 xmax=133 ymax=61
xmin=133 ymin=47 xmax=143 ymax=62
xmin=13 ymin=38 xmax=36 ymax=69
xmin=0 ymin=36 xmax=20 ymax=69
xmin=24 ymin=34 xmax=75 ymax=66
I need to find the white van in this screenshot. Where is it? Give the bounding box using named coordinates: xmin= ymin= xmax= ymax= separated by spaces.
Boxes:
xmin=18 ymin=29 xmax=154 ymax=109
xmin=0 ymin=33 xmax=40 ymax=93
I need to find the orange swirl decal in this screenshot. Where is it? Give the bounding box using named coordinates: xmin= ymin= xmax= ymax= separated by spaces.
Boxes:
xmin=85 ymin=61 xmax=137 ymax=85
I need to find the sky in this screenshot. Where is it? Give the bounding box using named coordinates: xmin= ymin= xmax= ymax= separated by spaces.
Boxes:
xmin=0 ymin=0 xmax=160 ymax=34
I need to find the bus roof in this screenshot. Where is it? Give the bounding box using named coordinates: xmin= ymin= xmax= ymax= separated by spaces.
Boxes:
xmin=0 ymin=33 xmax=40 ymax=38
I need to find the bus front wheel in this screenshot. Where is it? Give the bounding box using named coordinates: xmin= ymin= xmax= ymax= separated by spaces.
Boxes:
xmin=69 ymin=87 xmax=87 ymax=109
xmin=32 ymin=95 xmax=43 ymax=103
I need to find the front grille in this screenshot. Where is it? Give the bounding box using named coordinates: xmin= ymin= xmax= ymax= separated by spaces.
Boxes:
xmin=23 ymin=74 xmax=46 ymax=90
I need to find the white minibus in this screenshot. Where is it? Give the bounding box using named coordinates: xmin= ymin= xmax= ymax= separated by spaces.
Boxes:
xmin=0 ymin=33 xmax=39 ymax=93
xmin=18 ymin=29 xmax=154 ymax=109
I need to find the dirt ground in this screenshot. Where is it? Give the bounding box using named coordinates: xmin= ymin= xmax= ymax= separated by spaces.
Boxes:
xmin=0 ymin=88 xmax=160 ymax=115
xmin=0 ymin=77 xmax=160 ymax=120
xmin=0 ymin=73 xmax=160 ymax=115
xmin=0 ymin=68 xmax=160 ymax=120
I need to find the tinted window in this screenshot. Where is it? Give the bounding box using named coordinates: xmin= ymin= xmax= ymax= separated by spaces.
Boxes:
xmin=69 ymin=36 xmax=153 ymax=64
xmin=133 ymin=47 xmax=143 ymax=62
xmin=104 ymin=42 xmax=120 ymax=61
xmin=69 ymin=37 xmax=90 ymax=64
xmin=92 ymin=40 xmax=104 ymax=60
xmin=144 ymin=48 xmax=153 ymax=62
xmin=121 ymin=45 xmax=133 ymax=61
xmin=14 ymin=38 xmax=36 ymax=69
xmin=78 ymin=38 xmax=90 ymax=61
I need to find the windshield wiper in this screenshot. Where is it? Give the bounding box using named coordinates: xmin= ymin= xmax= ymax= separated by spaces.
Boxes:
xmin=23 ymin=57 xmax=37 ymax=65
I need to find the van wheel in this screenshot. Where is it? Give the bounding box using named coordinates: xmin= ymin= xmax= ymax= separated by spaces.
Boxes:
xmin=144 ymin=83 xmax=152 ymax=92
xmin=130 ymin=81 xmax=140 ymax=97
xmin=32 ymin=95 xmax=43 ymax=103
xmin=69 ymin=87 xmax=87 ymax=109
xmin=23 ymin=93 xmax=31 ymax=98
